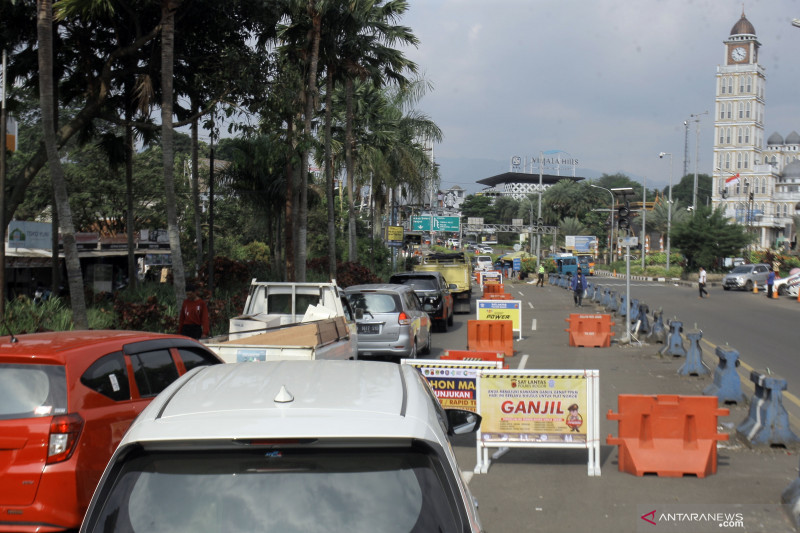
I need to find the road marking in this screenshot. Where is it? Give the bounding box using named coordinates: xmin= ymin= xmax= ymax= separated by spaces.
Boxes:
xmin=528 ymin=302 xmax=534 ymax=309
xmin=531 ymin=318 xmax=537 ymax=331
xmin=700 ymin=337 xmax=800 ymax=429
xmin=517 ymin=354 xmax=529 ymax=369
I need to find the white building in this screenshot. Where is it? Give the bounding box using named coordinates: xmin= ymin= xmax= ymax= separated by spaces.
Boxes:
xmin=711 ymin=11 xmax=800 ymax=249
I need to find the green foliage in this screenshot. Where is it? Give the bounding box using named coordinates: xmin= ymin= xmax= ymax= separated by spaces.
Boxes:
xmin=671 ymin=205 xmax=751 ymax=269
xmin=307 ymin=259 xmax=381 ymax=288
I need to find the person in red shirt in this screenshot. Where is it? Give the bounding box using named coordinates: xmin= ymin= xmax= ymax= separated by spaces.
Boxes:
xmin=178 ymin=284 xmax=210 ymax=339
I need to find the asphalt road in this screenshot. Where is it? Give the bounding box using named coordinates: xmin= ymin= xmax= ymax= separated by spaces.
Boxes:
xmin=424 ymin=277 xmax=800 ymax=533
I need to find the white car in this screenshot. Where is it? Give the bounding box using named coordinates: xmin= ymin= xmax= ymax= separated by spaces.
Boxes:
xmin=777 ymin=270 xmax=800 ymax=297
xmin=80 ymin=360 xmax=484 ymax=533
xmin=475 ymin=255 xmax=493 ymax=270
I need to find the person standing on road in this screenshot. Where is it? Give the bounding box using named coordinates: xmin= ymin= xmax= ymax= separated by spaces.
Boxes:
xmin=767 ymin=269 xmax=776 ymax=298
xmin=537 ymin=264 xmax=545 ymax=287
xmin=178 ymin=284 xmax=210 ymax=339
xmin=571 ymin=267 xmax=587 ymax=307
xmin=698 ymin=266 xmax=709 ymax=298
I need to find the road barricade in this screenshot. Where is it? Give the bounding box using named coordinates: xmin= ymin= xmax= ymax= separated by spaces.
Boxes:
xmin=440 ymin=349 xmax=508 ymax=369
xmin=482 ymin=283 xmax=504 ymax=297
xmin=702 ymin=345 xmax=745 ymax=404
xmin=484 ymin=292 xmax=513 ymax=300
xmin=606 ymin=394 xmax=729 ymax=477
xmin=646 ymin=309 xmax=666 ymax=344
xmin=467 ymin=319 xmax=514 ymax=356
xmin=678 ymin=329 xmax=710 ymax=376
xmin=606 ymin=291 xmax=619 ymax=313
xmin=736 ymin=371 xmax=800 ymax=447
xmin=564 ymin=313 xmax=615 ymax=348
xmin=659 ymin=320 xmax=686 ymax=357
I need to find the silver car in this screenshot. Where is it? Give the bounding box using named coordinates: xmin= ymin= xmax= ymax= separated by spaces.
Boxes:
xmin=722 ymin=263 xmax=770 ymax=291
xmin=79 ymin=360 xmax=484 ymax=533
xmin=346 ymin=284 xmax=432 ymax=361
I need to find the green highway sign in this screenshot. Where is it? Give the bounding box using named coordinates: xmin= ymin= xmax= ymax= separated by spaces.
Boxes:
xmin=411 ymin=216 xmax=460 ymax=232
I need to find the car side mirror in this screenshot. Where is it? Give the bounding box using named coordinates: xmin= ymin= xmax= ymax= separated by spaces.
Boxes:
xmin=355 ymin=309 xmax=364 ymax=320
xmin=446 ymin=409 xmax=482 ymax=436
xmin=449 ymin=284 xmax=457 ymax=290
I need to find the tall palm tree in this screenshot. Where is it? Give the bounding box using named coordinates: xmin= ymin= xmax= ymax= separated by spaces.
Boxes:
xmin=37 ymin=0 xmax=88 ymax=329
xmin=160 ymin=0 xmax=187 ymax=303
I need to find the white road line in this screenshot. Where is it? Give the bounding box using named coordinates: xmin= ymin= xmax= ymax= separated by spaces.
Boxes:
xmin=517 ymin=354 xmax=529 ymax=369
xmin=528 ymin=302 xmax=534 ymax=309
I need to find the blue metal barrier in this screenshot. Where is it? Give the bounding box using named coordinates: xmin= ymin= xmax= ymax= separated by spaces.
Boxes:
xmin=702 ymin=346 xmax=745 ymax=404
xmin=600 ymin=288 xmax=611 ymax=308
xmin=618 ymin=294 xmax=627 ymax=317
xmin=678 ymin=329 xmax=710 ymax=376
xmin=658 ymin=319 xmax=686 ymax=357
xmin=629 ymin=299 xmax=640 ymax=327
xmin=636 ymin=304 xmax=651 ymax=335
xmin=646 ymin=309 xmax=666 ymax=344
xmin=593 ymin=285 xmax=603 ymax=303
xmin=737 ymin=371 xmax=800 ymax=447
xmin=606 ymin=291 xmax=619 ymax=313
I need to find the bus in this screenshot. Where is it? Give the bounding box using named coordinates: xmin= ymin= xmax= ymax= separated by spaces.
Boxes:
xmin=576 ymin=254 xmax=595 ymax=276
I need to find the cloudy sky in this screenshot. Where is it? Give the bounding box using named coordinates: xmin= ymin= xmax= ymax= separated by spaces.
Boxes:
xmin=399 ymin=0 xmax=800 ymax=194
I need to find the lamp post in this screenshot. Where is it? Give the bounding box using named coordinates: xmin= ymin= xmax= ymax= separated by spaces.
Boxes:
xmin=590 ymin=184 xmax=614 ymax=264
xmin=658 ymin=152 xmax=673 ymax=274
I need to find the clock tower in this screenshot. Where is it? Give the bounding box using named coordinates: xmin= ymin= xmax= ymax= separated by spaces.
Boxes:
xmin=712 ymin=11 xmax=765 ymax=226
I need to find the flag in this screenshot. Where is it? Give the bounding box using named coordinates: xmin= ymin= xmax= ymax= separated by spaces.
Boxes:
xmin=725 ymin=173 xmax=740 ymax=186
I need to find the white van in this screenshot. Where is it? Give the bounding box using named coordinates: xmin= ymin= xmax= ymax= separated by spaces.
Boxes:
xmin=476 ymin=255 xmax=493 ymax=271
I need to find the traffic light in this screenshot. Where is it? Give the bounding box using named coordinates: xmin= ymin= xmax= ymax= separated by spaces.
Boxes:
xmin=617 ymin=200 xmax=630 ymax=232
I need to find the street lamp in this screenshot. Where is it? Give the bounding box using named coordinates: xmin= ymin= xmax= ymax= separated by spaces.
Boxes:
xmin=589 ymin=184 xmax=615 ymax=264
xmin=658 ymin=152 xmax=674 ymax=274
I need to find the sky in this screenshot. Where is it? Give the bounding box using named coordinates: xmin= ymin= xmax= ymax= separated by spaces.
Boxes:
xmin=398 ymin=0 xmax=800 ymax=194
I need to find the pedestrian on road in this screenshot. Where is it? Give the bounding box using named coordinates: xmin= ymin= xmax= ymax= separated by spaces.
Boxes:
xmin=537 ymin=264 xmax=545 ymax=287
xmin=767 ymin=269 xmax=776 ymax=298
xmin=571 ymin=267 xmax=587 ymax=307
xmin=698 ymin=266 xmax=709 ymax=298
xmin=178 ymin=284 xmax=210 ymax=339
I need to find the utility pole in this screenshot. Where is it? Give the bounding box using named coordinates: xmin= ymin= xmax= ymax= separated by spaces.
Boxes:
xmin=690 ymin=111 xmax=708 ymax=213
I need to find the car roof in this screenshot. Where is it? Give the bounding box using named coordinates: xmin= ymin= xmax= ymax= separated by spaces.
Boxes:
xmin=0 ymin=330 xmax=198 ymax=364
xmin=390 ymin=271 xmax=442 ymax=279
xmin=120 ymin=360 xmax=447 ymax=446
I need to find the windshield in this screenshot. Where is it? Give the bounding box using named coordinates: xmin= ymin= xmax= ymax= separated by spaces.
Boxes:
xmin=87 ymin=447 xmax=463 ymax=533
xmin=347 ymin=292 xmax=401 ymax=314
xmin=729 ymin=266 xmax=752 ymax=274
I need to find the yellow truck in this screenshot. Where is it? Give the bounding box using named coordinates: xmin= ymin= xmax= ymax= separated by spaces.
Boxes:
xmin=414 ymin=252 xmax=473 ymax=314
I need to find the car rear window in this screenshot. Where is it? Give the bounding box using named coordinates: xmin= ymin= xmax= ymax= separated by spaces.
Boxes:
xmin=0 ymin=364 xmax=67 ymax=420
xmin=348 ymin=292 xmax=400 ymax=314
xmin=86 ymin=447 xmax=462 ymax=533
xmin=390 ymin=277 xmax=438 ymax=291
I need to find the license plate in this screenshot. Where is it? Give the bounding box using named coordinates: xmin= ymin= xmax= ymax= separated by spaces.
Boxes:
xmin=358 ymin=324 xmax=380 ymax=334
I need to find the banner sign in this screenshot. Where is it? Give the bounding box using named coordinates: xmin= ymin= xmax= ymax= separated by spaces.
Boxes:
xmin=8 ymin=220 xmax=52 ymax=249
xmin=476 ymin=299 xmax=522 ymax=339
xmin=401 ymin=359 xmax=503 ymax=412
xmin=474 ymin=369 xmax=600 ymax=476
xmin=385 ymin=225 xmax=404 ymax=247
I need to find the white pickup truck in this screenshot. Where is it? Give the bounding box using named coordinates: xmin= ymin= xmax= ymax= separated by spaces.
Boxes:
xmin=204 ymin=280 xmax=359 ymax=363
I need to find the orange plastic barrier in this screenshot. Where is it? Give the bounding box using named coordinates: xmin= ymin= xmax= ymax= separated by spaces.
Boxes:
xmin=467 ymin=319 xmax=514 ymax=357
xmin=482 ymin=283 xmax=504 ymax=295
xmin=441 ymin=349 xmax=508 ymax=369
xmin=564 ymin=313 xmax=615 ymax=347
xmin=483 ymin=292 xmax=513 ymax=300
xmin=606 ymin=394 xmax=729 ymax=477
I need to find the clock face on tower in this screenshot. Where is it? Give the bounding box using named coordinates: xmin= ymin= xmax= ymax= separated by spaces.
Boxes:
xmin=730 ymin=46 xmax=747 ymax=63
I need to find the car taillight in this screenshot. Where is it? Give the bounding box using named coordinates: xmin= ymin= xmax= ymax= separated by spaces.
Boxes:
xmin=398 ymin=312 xmax=411 ymax=325
xmin=47 ymin=413 xmax=84 ymax=464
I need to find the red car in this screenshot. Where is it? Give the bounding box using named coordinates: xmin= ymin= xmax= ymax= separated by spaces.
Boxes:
xmin=0 ymin=330 xmax=224 ymax=532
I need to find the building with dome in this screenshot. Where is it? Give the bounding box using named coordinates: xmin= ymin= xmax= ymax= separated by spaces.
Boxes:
xmin=711 ymin=11 xmax=800 ymax=249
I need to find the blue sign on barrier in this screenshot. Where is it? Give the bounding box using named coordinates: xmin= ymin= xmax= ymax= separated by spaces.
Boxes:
xmin=513 ymin=258 xmax=521 ymax=271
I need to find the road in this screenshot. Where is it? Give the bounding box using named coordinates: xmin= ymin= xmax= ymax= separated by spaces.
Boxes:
xmin=424 ymin=276 xmax=800 ymax=532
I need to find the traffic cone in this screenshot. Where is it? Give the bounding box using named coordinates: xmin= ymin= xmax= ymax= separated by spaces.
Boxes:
xmin=752 ymin=283 xmax=758 ymax=294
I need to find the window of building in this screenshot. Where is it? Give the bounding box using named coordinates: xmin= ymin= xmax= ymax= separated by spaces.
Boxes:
xmin=761 ymin=178 xmax=766 ymax=194
xmin=726 ymin=128 xmax=731 ymax=144
xmin=746 ymin=76 xmax=752 ymax=92
xmin=739 ymin=78 xmax=745 ymax=93
xmin=784 ymin=205 xmax=789 ymax=217
xmin=719 ymin=105 xmax=725 ymax=119
xmin=744 ymin=154 xmax=749 ymax=169
xmin=726 ymin=103 xmax=732 ymax=119
xmin=737 ymin=153 xmax=743 ymax=169
xmin=745 ymin=128 xmax=750 ymax=144
xmin=746 ymin=102 xmax=751 ymax=118
xmin=737 ymin=128 xmax=743 ymax=144
xmin=725 ymin=153 xmax=731 ymax=170
xmin=735 ymin=179 xmax=741 ymax=194
xmin=728 ymin=79 xmax=733 ymax=94
xmin=720 ymin=78 xmax=726 ymax=94
xmin=719 ymin=128 xmax=724 ymax=144
xmin=738 ymin=103 xmax=743 ymax=119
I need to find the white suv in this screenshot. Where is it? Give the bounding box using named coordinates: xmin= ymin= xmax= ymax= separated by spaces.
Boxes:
xmin=80 ymin=360 xmax=484 ymax=533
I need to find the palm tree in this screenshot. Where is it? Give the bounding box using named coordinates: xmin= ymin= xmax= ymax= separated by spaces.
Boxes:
xmin=37 ymin=0 xmax=88 ymax=329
